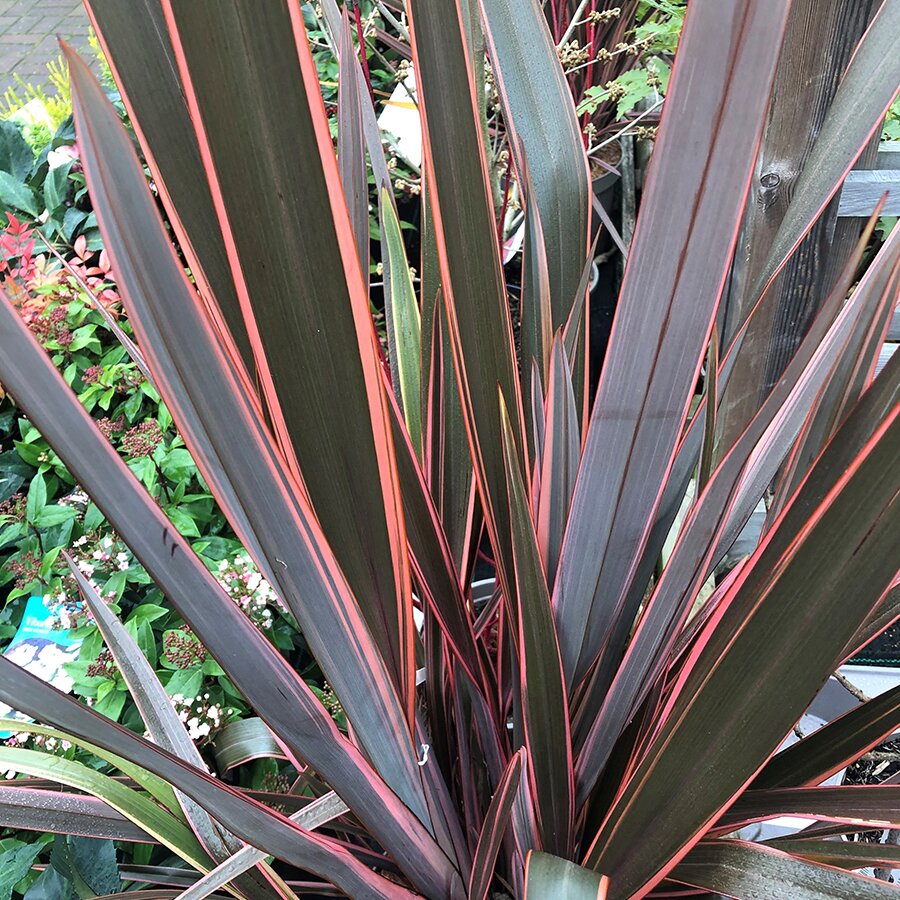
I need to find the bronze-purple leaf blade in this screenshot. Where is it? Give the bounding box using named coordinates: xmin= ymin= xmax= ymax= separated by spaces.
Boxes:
xmin=63 ymin=41 xmax=434 ymax=832
xmin=553 ymin=0 xmax=792 ymax=688
xmin=0 ymin=285 xmax=456 ymax=897
xmin=585 ymin=357 xmax=900 ymax=896
xmin=672 ymin=840 xmax=900 ymax=900
xmin=159 ymin=0 xmax=416 ymax=711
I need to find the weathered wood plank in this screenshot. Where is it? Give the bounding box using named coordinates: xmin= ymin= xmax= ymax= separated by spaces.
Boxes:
xmin=873 ymin=142 xmax=900 ymax=170
xmin=837 ymin=169 xmax=900 ymax=216
xmin=716 ymin=0 xmax=881 ymax=457
xmin=876 ymin=343 xmax=897 ymax=378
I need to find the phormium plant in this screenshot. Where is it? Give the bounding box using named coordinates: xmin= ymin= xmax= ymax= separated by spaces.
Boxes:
xmin=0 ymin=0 xmax=898 ymax=897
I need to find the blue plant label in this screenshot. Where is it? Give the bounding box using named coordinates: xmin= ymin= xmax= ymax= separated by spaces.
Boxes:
xmin=0 ymin=595 xmax=82 ymax=739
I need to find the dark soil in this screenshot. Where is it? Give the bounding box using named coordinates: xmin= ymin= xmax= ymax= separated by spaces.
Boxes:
xmin=842 ymin=737 xmax=900 ymax=846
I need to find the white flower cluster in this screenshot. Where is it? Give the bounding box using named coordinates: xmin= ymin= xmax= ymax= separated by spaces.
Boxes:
xmin=215 ymin=553 xmax=277 ymax=629
xmin=170 ymin=692 xmax=232 ymax=742
xmin=60 ymin=489 xmax=90 ymax=508
xmin=46 ymin=535 xmax=129 ymax=629
xmin=4 ymin=731 xmax=73 ymax=775
xmin=72 ymin=534 xmax=130 ymax=573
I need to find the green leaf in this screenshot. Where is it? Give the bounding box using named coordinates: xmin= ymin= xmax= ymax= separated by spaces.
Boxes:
xmin=125 ymin=617 xmax=156 ymax=666
xmin=26 ymin=472 xmax=47 ymax=524
xmin=0 ymin=120 xmax=34 ymax=181
xmin=23 ymin=865 xmax=76 ymax=900
xmin=501 ymin=392 xmax=573 ymax=857
xmin=51 ymin=836 xmax=120 ymax=899
xmin=408 ymin=0 xmax=525 ymax=608
xmin=33 ymin=505 xmax=78 ymax=528
xmin=164 ymin=668 xmax=203 ymax=701
xmin=524 ymin=852 xmax=608 ymax=899
xmin=93 ymin=686 xmax=126 ymax=721
xmin=125 ymin=603 xmax=168 ymax=625
xmin=0 ymin=842 xmax=42 ymax=900
xmin=0 ymin=172 xmax=39 ymax=218
xmin=43 ymin=162 xmax=74 ymax=213
xmin=12 ymin=440 xmax=45 ymax=468
xmin=380 ymin=186 xmax=422 ymax=456
xmin=165 ymin=505 xmax=201 ymax=539
xmin=552 ymin=0 xmax=791 ymax=688
xmin=0 ymin=718 xmax=180 ymax=817
xmin=212 ymin=718 xmax=285 ymax=772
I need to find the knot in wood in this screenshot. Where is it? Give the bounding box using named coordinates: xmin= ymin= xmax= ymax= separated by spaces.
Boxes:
xmin=757 ymin=171 xmax=782 ymax=210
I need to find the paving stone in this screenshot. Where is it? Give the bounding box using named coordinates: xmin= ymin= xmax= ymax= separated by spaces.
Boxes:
xmin=0 ymin=0 xmax=88 ymax=95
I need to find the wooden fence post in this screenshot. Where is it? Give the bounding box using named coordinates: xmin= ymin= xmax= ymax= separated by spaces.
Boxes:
xmin=715 ymin=0 xmax=882 ymax=457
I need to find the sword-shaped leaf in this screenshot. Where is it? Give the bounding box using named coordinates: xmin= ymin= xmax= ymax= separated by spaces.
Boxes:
xmin=69 ymin=557 xmax=287 ymax=900
xmin=553 ymin=0 xmax=791 ymax=687
xmin=338 ymin=6 xmax=369 ymax=284
xmin=158 ymin=0 xmax=415 ymax=709
xmin=672 ymin=840 xmax=900 ymax=899
xmin=0 ymin=746 xmax=210 ymax=872
xmin=501 ymin=392 xmax=573 ymax=857
xmin=84 ymin=0 xmax=253 ymax=372
xmin=575 ymin=212 xmax=900 ymax=799
xmin=62 ymin=42 xmax=430 ymax=823
xmin=585 ymin=357 xmax=900 ymax=896
xmin=381 ymin=185 xmax=423 ymax=456
xmin=0 ymin=787 xmax=151 ymax=843
xmin=177 ymin=794 xmax=349 ymax=900
xmin=535 ymin=336 xmax=579 ymax=592
xmin=770 ymin=223 xmax=900 ymax=519
xmin=719 ymin=786 xmax=900 ymax=832
xmin=468 ymin=749 xmax=524 ymax=900
xmin=480 ymin=0 xmax=590 ymax=329
xmin=407 ymin=0 xmax=526 ymax=602
xmin=0 ymin=664 xmax=423 ymax=899
xmin=755 ymin=683 xmax=900 ymax=790
xmin=0 ymin=286 xmax=455 ymax=897
xmin=762 ymin=839 xmax=900 ymax=871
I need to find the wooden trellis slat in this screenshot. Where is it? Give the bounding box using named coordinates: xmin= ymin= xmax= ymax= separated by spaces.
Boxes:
xmin=838 ymin=142 xmax=900 ymax=217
